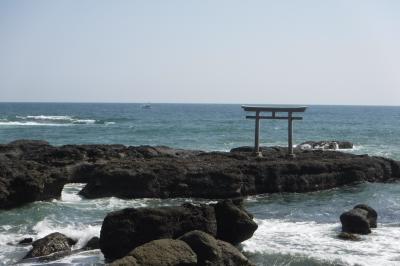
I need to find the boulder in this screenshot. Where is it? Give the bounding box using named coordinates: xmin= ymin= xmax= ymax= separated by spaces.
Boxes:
xmin=340 ymin=208 xmax=371 ymax=234
xmin=178 ymin=230 xmax=253 ymax=266
xmin=178 ymin=230 xmax=220 ymax=265
xmin=217 ymin=240 xmax=253 ymax=266
xmin=83 ymin=236 xmax=100 ymax=250
xmin=213 ymin=200 xmax=258 ymax=244
xmin=354 ymin=204 xmax=377 ymax=228
xmin=24 ymin=232 xmax=72 ymax=259
xmin=100 ymin=203 xmax=217 ymax=260
xmin=110 ymin=239 xmax=197 ymax=266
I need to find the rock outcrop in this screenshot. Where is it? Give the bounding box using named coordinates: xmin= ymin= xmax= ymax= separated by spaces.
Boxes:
xmin=340 ymin=204 xmax=378 ymax=234
xmin=213 ymin=199 xmax=258 ymax=245
xmin=100 ymin=200 xmax=257 ymax=260
xmin=24 ymin=232 xmax=72 ymax=259
xmin=1 ymin=140 xmax=400 ymax=209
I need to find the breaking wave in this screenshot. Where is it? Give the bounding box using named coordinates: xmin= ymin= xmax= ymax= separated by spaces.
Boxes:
xmin=0 ymin=115 xmax=114 ymax=127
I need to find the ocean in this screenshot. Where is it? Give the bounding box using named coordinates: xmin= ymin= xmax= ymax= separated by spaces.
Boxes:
xmin=0 ymin=103 xmax=399 ymax=265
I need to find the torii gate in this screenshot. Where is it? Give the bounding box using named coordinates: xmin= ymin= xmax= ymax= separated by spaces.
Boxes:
xmin=242 ymin=105 xmax=307 ymax=156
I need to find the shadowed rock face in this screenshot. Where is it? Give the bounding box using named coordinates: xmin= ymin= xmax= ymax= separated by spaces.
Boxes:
xmin=100 ymin=200 xmax=257 ymax=260
xmin=1 ymin=140 xmax=400 ymax=209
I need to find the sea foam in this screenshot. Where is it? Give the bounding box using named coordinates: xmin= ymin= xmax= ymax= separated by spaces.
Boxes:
xmin=242 ymin=218 xmax=400 ymax=266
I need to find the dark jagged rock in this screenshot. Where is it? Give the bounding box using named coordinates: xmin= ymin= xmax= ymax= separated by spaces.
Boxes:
xmin=1 ymin=140 xmax=400 ymax=209
xmin=178 ymin=230 xmax=253 ymax=266
xmin=18 ymin=237 xmax=33 ymax=245
xmin=83 ymin=236 xmax=100 ymax=250
xmin=213 ymin=199 xmax=258 ymax=245
xmin=100 ymin=203 xmax=217 ymax=260
xmin=110 ymin=239 xmax=197 ymax=266
xmin=354 ymin=204 xmax=378 ymax=228
xmin=340 ymin=208 xmax=371 ymax=234
xmin=24 ymin=232 xmax=72 ymax=259
xmin=78 ymin=147 xmax=400 ymax=200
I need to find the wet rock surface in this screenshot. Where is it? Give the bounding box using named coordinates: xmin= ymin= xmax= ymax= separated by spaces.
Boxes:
xmin=1 ymin=140 xmax=400 ymax=209
xmin=23 ymin=232 xmax=72 ymax=259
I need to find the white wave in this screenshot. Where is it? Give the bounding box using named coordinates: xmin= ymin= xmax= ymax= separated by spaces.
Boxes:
xmin=23 ymin=115 xmax=97 ymax=124
xmin=46 ymin=250 xmax=104 ymax=265
xmin=72 ymin=119 xmax=96 ymax=124
xmin=0 ymin=121 xmax=71 ymax=126
xmin=60 ymin=183 xmax=86 ymax=202
xmin=24 ymin=115 xmax=73 ymax=121
xmin=0 ymin=115 xmax=104 ymax=126
xmin=242 ymin=218 xmax=400 ymax=266
xmin=32 ymin=218 xmax=100 ymax=250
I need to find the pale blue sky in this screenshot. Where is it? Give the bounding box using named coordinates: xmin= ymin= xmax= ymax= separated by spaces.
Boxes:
xmin=0 ymin=0 xmax=399 ymax=105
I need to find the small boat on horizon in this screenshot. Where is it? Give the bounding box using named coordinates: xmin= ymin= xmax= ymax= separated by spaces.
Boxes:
xmin=141 ymin=104 xmax=152 ymax=109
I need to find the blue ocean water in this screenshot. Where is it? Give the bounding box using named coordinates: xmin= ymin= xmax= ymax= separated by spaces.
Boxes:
xmin=0 ymin=103 xmax=399 ymax=158
xmin=0 ymin=103 xmax=400 ymax=265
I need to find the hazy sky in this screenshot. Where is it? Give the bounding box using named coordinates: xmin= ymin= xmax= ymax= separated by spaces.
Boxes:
xmin=1 ymin=0 xmax=399 ymax=105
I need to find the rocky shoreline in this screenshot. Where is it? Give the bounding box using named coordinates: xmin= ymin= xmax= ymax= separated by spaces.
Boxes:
xmin=2 ymin=139 xmax=399 ymax=264
xmin=1 ymin=139 xmax=400 ymax=209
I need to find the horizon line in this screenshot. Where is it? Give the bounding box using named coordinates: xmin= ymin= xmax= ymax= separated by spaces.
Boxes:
xmin=0 ymin=101 xmax=399 ymax=107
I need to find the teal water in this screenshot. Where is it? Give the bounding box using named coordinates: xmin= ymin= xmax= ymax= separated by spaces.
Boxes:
xmin=0 ymin=103 xmax=399 ymax=265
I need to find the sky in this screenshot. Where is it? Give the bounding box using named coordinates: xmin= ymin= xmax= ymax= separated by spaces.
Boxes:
xmin=0 ymin=0 xmax=399 ymax=105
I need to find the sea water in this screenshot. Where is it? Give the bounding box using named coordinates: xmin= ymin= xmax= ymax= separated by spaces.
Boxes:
xmin=0 ymin=103 xmax=399 ymax=265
